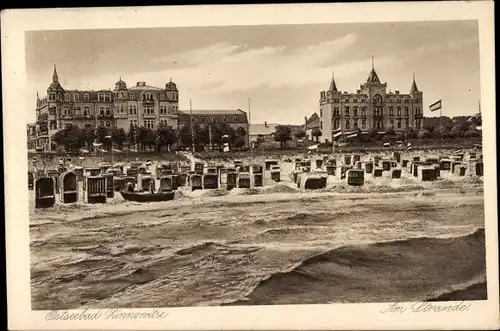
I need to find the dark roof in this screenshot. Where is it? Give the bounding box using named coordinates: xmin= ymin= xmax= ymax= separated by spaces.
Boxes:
xmin=410 ymin=76 xmax=419 ymax=93
xmin=329 ymin=74 xmax=338 ymax=92
xmin=305 ymin=113 xmax=320 ymax=129
xmin=179 ymin=109 xmax=246 ymax=115
xmin=249 ymin=123 xmax=279 ymax=136
xmin=366 ymin=68 xmax=381 ymax=83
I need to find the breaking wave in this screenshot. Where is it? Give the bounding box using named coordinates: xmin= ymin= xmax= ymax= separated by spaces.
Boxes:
xmin=225 ymin=228 xmax=486 ymax=305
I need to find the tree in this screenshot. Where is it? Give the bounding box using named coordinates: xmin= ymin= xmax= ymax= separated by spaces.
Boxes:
xmin=136 ymin=126 xmax=149 ymax=150
xmin=233 ymin=136 xmax=246 ymax=149
xmin=386 ymin=128 xmax=396 ymax=136
xmin=294 ymin=130 xmax=306 ymax=140
xmin=311 ymin=128 xmax=322 ymax=142
xmin=368 ymin=128 xmax=378 ymax=143
xmin=82 ymin=126 xmax=96 ymax=151
xmin=111 ymin=128 xmax=126 ymax=150
xmin=145 ymin=129 xmax=157 ymax=150
xmin=406 ymin=128 xmax=418 ymax=139
xmin=417 ymin=130 xmax=430 ymax=139
xmin=157 ymin=124 xmax=178 ymax=152
xmin=273 ymin=125 xmax=292 ymax=149
xmin=53 ymin=125 xmax=84 ymax=152
xmin=127 ymin=124 xmax=136 ymax=148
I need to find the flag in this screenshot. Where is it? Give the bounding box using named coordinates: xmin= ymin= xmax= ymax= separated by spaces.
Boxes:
xmin=429 ymin=100 xmax=442 ymax=112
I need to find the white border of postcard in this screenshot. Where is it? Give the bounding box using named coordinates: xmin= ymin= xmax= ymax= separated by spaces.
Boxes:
xmin=2 ymin=2 xmax=499 ymax=330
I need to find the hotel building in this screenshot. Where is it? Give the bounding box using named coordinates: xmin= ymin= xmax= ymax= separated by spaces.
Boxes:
xmin=34 ymin=66 xmax=179 ymax=150
xmin=319 ymin=62 xmax=423 ymax=143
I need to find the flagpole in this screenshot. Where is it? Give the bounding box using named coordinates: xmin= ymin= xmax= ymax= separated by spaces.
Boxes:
xmin=189 ymin=99 xmax=195 ymax=153
xmin=439 ymin=100 xmax=443 ymax=146
xmin=248 ymin=98 xmax=251 ymax=150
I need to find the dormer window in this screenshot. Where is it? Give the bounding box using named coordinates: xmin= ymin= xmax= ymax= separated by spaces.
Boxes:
xmin=130 ymin=93 xmax=135 ymax=100
xmin=83 ymin=93 xmax=89 ymax=101
xmin=201 ymin=116 xmax=206 ymax=122
xmin=160 ymin=94 xmax=165 ymax=100
xmin=65 ymin=93 xmax=70 ymax=101
xmin=212 ymin=117 xmax=216 ymax=123
xmin=73 ymin=93 xmax=79 ymax=101
xmin=233 ymin=115 xmax=239 ymax=122
xmin=223 ymin=116 xmax=228 ymax=122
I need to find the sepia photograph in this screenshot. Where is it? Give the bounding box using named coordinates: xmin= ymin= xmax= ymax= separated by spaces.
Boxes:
xmin=3 ymin=2 xmax=498 ymax=330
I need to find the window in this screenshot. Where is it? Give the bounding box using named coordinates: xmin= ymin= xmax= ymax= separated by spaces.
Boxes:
xmin=65 ymin=93 xmax=70 ymax=101
xmin=320 ymin=109 xmax=323 ymax=117
xmin=49 ymin=93 xmax=55 ymax=101
xmin=160 ymin=94 xmax=165 ymax=100
xmin=361 ymin=120 xmax=366 ymax=129
xmin=75 ymin=106 xmax=81 ymax=114
xmin=106 ymin=107 xmax=111 ymax=115
xmin=106 ymin=121 xmax=111 ymax=128
xmin=374 ymin=108 xmax=382 ymax=116
xmin=345 ymin=120 xmax=350 ymax=130
xmin=334 ymin=99 xmax=339 ymax=103
xmin=389 ymin=107 xmax=394 ymax=116
xmin=74 ymin=93 xmax=79 ymax=101
xmin=389 ymin=119 xmax=394 ymax=128
xmin=320 ymin=121 xmax=323 ymax=130
xmin=144 ymin=107 xmax=154 ymax=115
xmin=84 ymin=107 xmax=89 ymax=116
xmin=130 ymin=119 xmax=138 ymax=127
xmin=83 ymin=93 xmax=89 ymax=101
xmin=397 ymin=119 xmax=402 ymax=129
xmin=223 ymin=116 xmax=228 ymax=122
xmin=143 ymin=120 xmax=154 ymax=129
xmin=201 ymin=116 xmax=206 ymax=122
xmin=404 ymin=98 xmax=409 ymax=104
xmin=160 ymin=105 xmax=167 ymax=114
xmin=63 ymin=107 xmax=69 ymax=116
xmin=373 ymin=94 xmax=383 ymax=105
xmin=416 ymin=119 xmax=422 ymax=129
xmin=353 ymin=107 xmax=358 ymax=117
xmin=345 ymin=106 xmax=350 ymax=116
xmin=99 ymin=107 xmax=105 ymax=116
xmin=233 ymin=115 xmax=239 ymax=122
xmin=333 ymin=107 xmax=340 ymax=116
xmin=404 ymin=119 xmax=409 ymax=128
xmin=397 ymin=107 xmax=401 ymax=116
xmin=353 ymin=120 xmax=358 ymax=129
xmin=353 ymin=98 xmax=358 ymax=103
xmin=404 ymin=107 xmax=409 ymax=116
xmin=130 ymin=93 xmax=135 ymax=100
xmin=100 ymin=121 xmax=105 ymax=127
xmin=334 ymin=119 xmax=340 ymax=130
xmin=361 ymin=107 xmax=366 ymax=117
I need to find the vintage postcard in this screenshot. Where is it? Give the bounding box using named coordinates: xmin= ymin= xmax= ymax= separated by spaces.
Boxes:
xmin=2 ymin=2 xmax=499 ymax=330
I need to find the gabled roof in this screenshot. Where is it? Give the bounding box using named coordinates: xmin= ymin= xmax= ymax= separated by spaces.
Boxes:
xmin=305 ymin=113 xmax=320 ymax=129
xmin=249 ymin=123 xmax=279 ymax=136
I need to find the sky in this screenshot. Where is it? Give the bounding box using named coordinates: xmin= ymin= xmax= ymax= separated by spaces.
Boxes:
xmin=25 ymin=20 xmax=480 ymax=125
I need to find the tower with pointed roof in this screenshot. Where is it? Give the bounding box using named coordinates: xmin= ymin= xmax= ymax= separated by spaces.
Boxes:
xmin=318 ymin=57 xmax=423 ymax=144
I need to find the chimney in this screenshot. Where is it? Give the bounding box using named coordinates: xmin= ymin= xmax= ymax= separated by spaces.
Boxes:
xmin=395 ymin=90 xmax=400 ymax=95
xmin=264 ymin=121 xmax=267 ymax=127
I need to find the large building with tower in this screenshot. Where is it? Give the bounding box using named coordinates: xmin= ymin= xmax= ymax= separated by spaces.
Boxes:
xmin=319 ymin=61 xmax=424 ymax=143
xmin=34 ymin=65 xmax=180 ymax=151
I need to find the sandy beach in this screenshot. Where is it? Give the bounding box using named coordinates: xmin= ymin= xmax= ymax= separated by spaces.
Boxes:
xmin=30 ymin=169 xmax=486 ymax=309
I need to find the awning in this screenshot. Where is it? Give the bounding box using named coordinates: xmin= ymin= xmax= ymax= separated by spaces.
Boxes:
xmin=333 ymin=131 xmax=342 ymax=138
xmin=308 ymin=144 xmax=319 ymax=150
xmin=383 ymin=142 xmax=391 ymax=147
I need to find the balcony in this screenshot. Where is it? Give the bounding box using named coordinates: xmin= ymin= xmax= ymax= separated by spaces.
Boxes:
xmin=143 ymin=113 xmax=156 ymax=119
xmin=74 ymin=115 xmax=94 ymax=120
xmin=98 ymin=113 xmax=114 ymax=119
xmin=142 ymin=99 xmax=154 ymax=106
